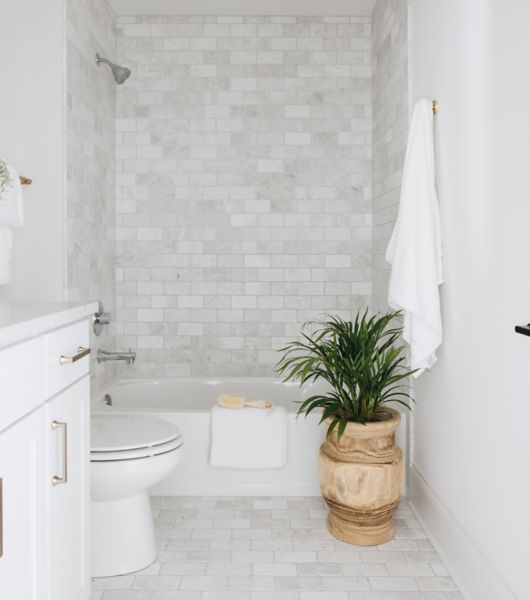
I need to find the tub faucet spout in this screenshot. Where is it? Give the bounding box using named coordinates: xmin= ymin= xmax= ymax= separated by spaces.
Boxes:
xmin=97 ymin=349 xmax=136 ymax=365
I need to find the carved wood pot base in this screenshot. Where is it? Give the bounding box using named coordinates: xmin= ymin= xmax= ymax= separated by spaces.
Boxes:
xmin=319 ymin=408 xmax=403 ymax=546
xmin=325 ymin=499 xmax=398 ymax=546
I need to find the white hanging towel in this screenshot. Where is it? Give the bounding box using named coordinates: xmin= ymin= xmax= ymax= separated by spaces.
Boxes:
xmin=0 ymin=163 xmax=23 ymax=285
xmin=0 ymin=164 xmax=24 ymax=227
xmin=385 ymin=98 xmax=443 ymax=376
xmin=210 ymin=405 xmax=287 ymax=469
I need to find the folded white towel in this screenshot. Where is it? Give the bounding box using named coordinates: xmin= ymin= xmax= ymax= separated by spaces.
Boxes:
xmin=0 ymin=164 xmax=24 ymax=227
xmin=385 ymin=98 xmax=443 ymax=376
xmin=210 ymin=405 xmax=287 ymax=469
xmin=0 ymin=226 xmax=14 ymax=285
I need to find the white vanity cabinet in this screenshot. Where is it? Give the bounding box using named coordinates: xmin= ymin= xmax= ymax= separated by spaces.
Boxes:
xmin=0 ymin=405 xmax=47 ymax=600
xmin=47 ymin=376 xmax=90 ymax=600
xmin=0 ymin=303 xmax=95 ymax=600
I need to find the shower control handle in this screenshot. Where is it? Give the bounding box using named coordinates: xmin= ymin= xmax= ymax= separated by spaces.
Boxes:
xmin=93 ymin=300 xmax=111 ymax=336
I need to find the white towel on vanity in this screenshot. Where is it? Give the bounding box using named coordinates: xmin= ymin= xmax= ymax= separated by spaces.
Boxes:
xmin=210 ymin=405 xmax=287 ymax=469
xmin=385 ymin=98 xmax=443 ymax=376
xmin=0 ymin=164 xmax=23 ymax=285
xmin=0 ymin=164 xmax=24 ymax=228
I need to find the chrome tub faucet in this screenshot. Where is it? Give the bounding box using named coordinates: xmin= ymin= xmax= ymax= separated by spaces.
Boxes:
xmin=96 ymin=349 xmax=136 ymax=365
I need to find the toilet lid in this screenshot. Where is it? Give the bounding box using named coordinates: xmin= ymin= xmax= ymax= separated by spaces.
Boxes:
xmin=91 ymin=414 xmax=181 ymax=452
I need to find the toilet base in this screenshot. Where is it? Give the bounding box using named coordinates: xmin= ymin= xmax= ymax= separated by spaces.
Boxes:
xmin=91 ymin=492 xmax=157 ymax=577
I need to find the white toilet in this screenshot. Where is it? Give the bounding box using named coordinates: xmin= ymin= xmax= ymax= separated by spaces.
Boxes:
xmin=90 ymin=414 xmax=183 ymax=577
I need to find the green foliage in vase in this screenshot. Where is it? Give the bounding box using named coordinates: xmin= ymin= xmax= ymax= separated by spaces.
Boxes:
xmin=0 ymin=158 xmax=13 ymax=196
xmin=276 ymin=311 xmax=416 ymax=438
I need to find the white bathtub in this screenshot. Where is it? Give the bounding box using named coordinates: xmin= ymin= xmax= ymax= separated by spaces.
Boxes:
xmin=92 ymin=378 xmax=408 ymax=496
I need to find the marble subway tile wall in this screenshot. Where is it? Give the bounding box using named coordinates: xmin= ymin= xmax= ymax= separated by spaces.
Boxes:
xmin=66 ymin=0 xmax=116 ymax=388
xmin=114 ymin=16 xmax=372 ymax=377
xmin=371 ymin=0 xmax=409 ymax=311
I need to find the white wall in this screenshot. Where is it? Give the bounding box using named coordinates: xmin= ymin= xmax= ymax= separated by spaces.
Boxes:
xmin=0 ymin=0 xmax=117 ymax=389
xmin=409 ymin=1 xmax=530 ymax=598
xmin=0 ymin=0 xmax=66 ymax=301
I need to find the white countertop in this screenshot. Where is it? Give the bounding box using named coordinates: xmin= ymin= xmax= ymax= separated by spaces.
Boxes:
xmin=0 ymin=301 xmax=98 ymax=349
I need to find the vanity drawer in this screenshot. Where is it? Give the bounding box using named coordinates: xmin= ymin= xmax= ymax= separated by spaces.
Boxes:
xmin=0 ymin=338 xmax=44 ymax=432
xmin=44 ymin=321 xmax=90 ymax=399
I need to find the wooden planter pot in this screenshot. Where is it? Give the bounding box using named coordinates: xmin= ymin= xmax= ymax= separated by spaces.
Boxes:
xmin=319 ymin=408 xmax=403 ymax=546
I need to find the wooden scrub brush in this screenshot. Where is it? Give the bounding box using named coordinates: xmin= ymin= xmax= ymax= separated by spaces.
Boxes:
xmin=217 ymin=394 xmax=272 ymax=409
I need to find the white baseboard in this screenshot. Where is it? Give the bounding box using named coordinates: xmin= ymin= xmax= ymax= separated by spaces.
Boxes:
xmin=408 ymin=466 xmax=517 ymax=600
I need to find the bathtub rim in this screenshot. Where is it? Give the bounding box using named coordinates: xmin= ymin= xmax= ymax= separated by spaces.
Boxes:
xmin=92 ymin=376 xmax=320 ymax=415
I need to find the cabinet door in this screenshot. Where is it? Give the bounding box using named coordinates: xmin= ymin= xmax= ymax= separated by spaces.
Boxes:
xmin=0 ymin=407 xmax=46 ymax=600
xmin=47 ymin=376 xmax=89 ymax=600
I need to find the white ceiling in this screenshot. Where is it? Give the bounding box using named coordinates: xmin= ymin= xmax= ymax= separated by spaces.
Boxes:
xmin=108 ymin=0 xmax=377 ymax=16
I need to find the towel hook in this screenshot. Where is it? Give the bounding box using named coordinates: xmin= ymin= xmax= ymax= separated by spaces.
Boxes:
xmin=432 ymin=100 xmax=439 ymax=115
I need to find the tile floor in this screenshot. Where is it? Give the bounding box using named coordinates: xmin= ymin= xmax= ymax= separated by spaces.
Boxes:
xmin=90 ymin=497 xmax=463 ymax=600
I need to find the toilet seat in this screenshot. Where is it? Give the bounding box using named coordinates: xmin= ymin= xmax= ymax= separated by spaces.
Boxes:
xmin=91 ymin=414 xmax=182 ymax=462
xmin=91 ymin=435 xmax=183 ymax=461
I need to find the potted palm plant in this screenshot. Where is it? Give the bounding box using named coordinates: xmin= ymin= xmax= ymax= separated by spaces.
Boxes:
xmin=276 ymin=310 xmax=415 ymax=545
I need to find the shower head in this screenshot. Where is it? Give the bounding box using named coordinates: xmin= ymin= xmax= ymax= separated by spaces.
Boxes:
xmin=95 ymin=54 xmax=131 ymax=84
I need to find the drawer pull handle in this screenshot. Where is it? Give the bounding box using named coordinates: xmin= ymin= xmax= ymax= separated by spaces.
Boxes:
xmin=59 ymin=346 xmax=90 ymax=365
xmin=51 ymin=421 xmax=68 ymax=486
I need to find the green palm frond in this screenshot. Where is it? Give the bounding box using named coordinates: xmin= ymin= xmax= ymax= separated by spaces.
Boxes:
xmin=275 ymin=310 xmax=417 ymax=435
